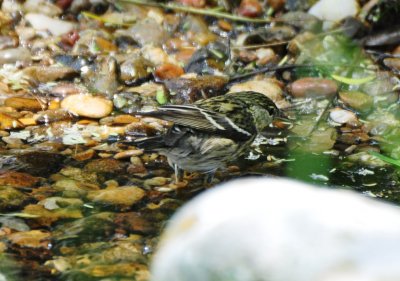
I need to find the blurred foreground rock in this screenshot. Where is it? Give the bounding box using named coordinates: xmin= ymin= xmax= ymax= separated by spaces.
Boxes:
xmin=152 ymin=177 xmax=400 ymax=281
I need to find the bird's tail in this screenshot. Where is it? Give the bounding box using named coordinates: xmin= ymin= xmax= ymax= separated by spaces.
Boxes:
xmin=107 ymin=135 xmax=165 ymax=151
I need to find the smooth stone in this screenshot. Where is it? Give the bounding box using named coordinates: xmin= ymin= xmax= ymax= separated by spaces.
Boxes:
xmin=229 ymin=79 xmax=286 ymax=107
xmin=289 ymin=77 xmax=338 ymax=98
xmin=152 ymin=177 xmax=400 ymax=281
xmin=339 ymin=91 xmax=373 ymax=113
xmin=4 ymin=97 xmax=44 ymax=112
xmin=329 ymin=107 xmax=359 ymax=125
xmin=61 ymin=94 xmax=113 ymax=118
xmin=0 ymin=112 xmax=23 ymax=130
xmin=25 ymin=13 xmax=76 ymax=36
xmin=0 ymin=47 xmax=31 ymax=65
xmin=87 ymin=186 xmax=145 ymax=207
xmin=309 ymin=0 xmax=358 ymax=27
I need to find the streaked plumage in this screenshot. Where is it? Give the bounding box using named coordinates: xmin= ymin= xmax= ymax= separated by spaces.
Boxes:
xmin=135 ymin=91 xmax=282 ymax=182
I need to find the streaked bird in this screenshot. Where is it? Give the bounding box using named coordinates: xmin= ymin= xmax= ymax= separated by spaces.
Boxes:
xmin=151 ymin=177 xmax=400 ymax=281
xmin=134 ymin=91 xmax=283 ymax=182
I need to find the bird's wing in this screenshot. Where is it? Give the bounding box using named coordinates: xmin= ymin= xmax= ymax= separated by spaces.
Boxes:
xmin=139 ymin=105 xmax=252 ymax=139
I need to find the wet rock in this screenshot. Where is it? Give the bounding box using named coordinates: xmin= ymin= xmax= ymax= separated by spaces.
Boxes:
xmin=127 ymin=157 xmax=146 ymax=174
xmin=0 ymin=171 xmax=40 ymax=188
xmin=72 ymin=149 xmax=95 ymax=161
xmin=329 ymin=108 xmax=359 ymax=126
xmin=142 ymin=46 xmax=173 ymax=66
xmin=34 ymin=109 xmax=72 ymax=123
xmin=289 ymin=77 xmax=338 ymax=98
xmin=49 ymin=83 xmax=85 ymax=97
xmin=87 ymin=186 xmax=145 ymax=207
xmin=23 ymin=204 xmax=83 ymax=226
xmin=0 ymin=47 xmax=31 ymax=65
xmin=229 ymin=79 xmax=285 ymax=106
xmin=238 ymin=0 xmax=263 ymax=17
xmin=16 ymin=151 xmax=65 ymax=177
xmin=236 ymin=26 xmax=296 ymax=46
xmin=83 ymin=56 xmax=119 ymax=97
xmin=119 ymin=54 xmax=153 ymax=85
xmin=0 ymin=36 xmax=18 ymax=50
xmin=22 ymin=66 xmax=77 ymax=83
xmin=155 ymin=63 xmax=185 ymax=80
xmin=309 ymin=0 xmax=359 ymax=26
xmin=114 ymin=212 xmax=156 ymax=234
xmin=84 ymin=158 xmax=125 ymax=174
xmin=4 ymin=97 xmax=44 ymax=112
xmin=0 ymin=186 xmax=30 ymax=211
xmin=0 ymin=112 xmax=23 ymax=130
xmin=164 ymin=75 xmax=228 ymax=104
xmin=281 ymin=12 xmax=322 ymax=32
xmin=179 ymin=0 xmax=206 ymax=7
xmin=61 ymin=94 xmax=113 ymax=118
xmin=383 ymin=58 xmax=400 ymax=73
xmin=8 ymin=230 xmax=51 ymax=249
xmin=23 ymin=0 xmax=62 ymax=16
xmin=339 ymin=91 xmax=373 ymax=113
xmin=52 ymin=212 xmax=116 ymax=243
xmin=113 ymin=115 xmax=139 ymax=125
xmin=114 ymin=149 xmax=144 ymax=160
xmin=128 ymin=18 xmax=167 ymax=47
xmin=38 ymin=197 xmax=83 ymax=210
xmin=25 ymin=13 xmax=76 ymax=36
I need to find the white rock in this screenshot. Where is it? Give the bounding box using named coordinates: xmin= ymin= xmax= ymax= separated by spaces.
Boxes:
xmin=61 ymin=94 xmax=113 ymax=119
xmin=25 ymin=13 xmax=76 ymax=36
xmin=309 ymin=0 xmax=359 ymax=26
xmin=23 ymin=0 xmax=62 ymax=17
xmin=152 ymin=177 xmax=400 ymax=281
xmin=329 ymin=107 xmax=358 ymax=125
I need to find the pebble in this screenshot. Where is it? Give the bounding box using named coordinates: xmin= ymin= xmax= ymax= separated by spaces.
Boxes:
xmin=50 ymin=83 xmax=85 ymax=97
xmin=309 ymin=0 xmax=358 ymax=27
xmin=113 ymin=115 xmax=139 ymax=125
xmin=114 ymin=149 xmax=144 ymax=160
xmin=383 ymin=58 xmax=400 ymax=73
xmin=338 ymin=91 xmax=373 ymax=113
xmin=329 ymin=107 xmax=359 ymax=126
xmin=178 ymin=0 xmax=205 ymax=8
xmin=289 ymin=77 xmax=338 ymax=98
xmin=72 ymin=149 xmax=96 ymax=161
xmin=61 ymin=94 xmax=113 ymax=118
xmin=127 ymin=156 xmax=146 ymax=174
xmin=0 ymin=171 xmax=40 ymax=188
xmin=229 ymin=79 xmax=287 ymax=107
xmin=25 ymin=13 xmax=76 ymax=36
xmin=238 ymin=0 xmax=263 ymax=17
xmin=155 ymin=63 xmax=185 ymax=80
xmin=0 ymin=47 xmax=31 ymax=65
xmin=87 ymin=186 xmax=145 ymax=207
xmin=0 ymin=112 xmax=23 ymax=130
xmin=4 ymin=97 xmax=44 ymax=112
xmin=84 ymin=158 xmax=125 ymax=174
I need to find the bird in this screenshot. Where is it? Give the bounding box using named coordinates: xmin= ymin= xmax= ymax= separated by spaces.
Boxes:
xmin=133 ymin=91 xmax=284 ymax=183
xmin=151 ymin=177 xmax=400 ymax=281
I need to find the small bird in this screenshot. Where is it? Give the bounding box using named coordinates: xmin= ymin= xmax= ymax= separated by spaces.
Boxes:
xmin=135 ymin=91 xmax=283 ymax=183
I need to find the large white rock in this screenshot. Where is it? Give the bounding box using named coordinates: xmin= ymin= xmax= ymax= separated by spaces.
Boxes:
xmin=309 ymin=0 xmax=359 ymax=26
xmin=25 ymin=13 xmax=75 ymax=36
xmin=151 ymin=177 xmax=400 ymax=281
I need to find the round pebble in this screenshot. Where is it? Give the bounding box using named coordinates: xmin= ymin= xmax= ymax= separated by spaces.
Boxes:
xmin=4 ymin=97 xmax=44 ymax=112
xmin=61 ymin=94 xmax=113 ymax=118
xmin=289 ymin=77 xmax=338 ymax=98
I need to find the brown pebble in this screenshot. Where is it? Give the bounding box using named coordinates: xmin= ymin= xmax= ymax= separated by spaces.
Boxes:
xmin=113 ymin=115 xmax=139 ymax=125
xmin=178 ymin=0 xmax=206 ymax=8
xmin=383 ymin=58 xmax=400 ymax=72
xmin=72 ymin=149 xmax=96 ymax=161
xmin=0 ymin=171 xmax=40 ymax=188
xmin=155 ymin=63 xmax=185 ymax=80
xmin=238 ymin=0 xmax=263 ymax=17
xmin=289 ymin=77 xmax=338 ymax=98
xmin=217 ymin=20 xmax=233 ymax=31
xmin=18 ymin=117 xmax=37 ymax=126
xmin=114 ymin=149 xmax=144 ymax=159
xmin=0 ymin=112 xmax=23 ymax=130
xmin=4 ymin=97 xmax=45 ymax=112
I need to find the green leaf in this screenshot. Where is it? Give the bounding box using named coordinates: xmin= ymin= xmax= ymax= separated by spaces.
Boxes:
xmin=369 ymin=151 xmax=400 ymax=168
xmin=331 ymin=74 xmax=376 ymax=85
xmin=156 ymin=90 xmax=169 ymax=105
